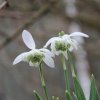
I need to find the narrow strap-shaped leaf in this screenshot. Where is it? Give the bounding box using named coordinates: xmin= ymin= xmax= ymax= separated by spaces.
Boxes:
xmin=33 ymin=90 xmax=42 ymax=100
xmin=89 ymin=74 xmax=100 ymax=100
xmin=73 ymin=92 xmax=78 ymax=100
xmin=52 ymin=96 xmax=60 ymax=100
xmin=56 ymin=97 xmax=60 ymax=100
xmin=65 ymin=90 xmax=73 ymax=100
xmin=52 ymin=96 xmax=56 ymax=100
xmin=73 ymin=76 xmax=86 ymax=100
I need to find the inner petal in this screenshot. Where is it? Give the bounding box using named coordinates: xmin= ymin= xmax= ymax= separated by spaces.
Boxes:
xmin=27 ymin=52 xmax=44 ymax=64
xmin=55 ymin=41 xmax=67 ymax=51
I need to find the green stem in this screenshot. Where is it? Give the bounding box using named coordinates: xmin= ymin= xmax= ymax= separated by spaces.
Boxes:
xmin=33 ymin=90 xmax=42 ymax=100
xmin=61 ymin=55 xmax=70 ymax=97
xmin=39 ymin=63 xmax=49 ymax=100
xmin=52 ymin=96 xmax=60 ymax=100
xmin=67 ymin=50 xmax=76 ymax=77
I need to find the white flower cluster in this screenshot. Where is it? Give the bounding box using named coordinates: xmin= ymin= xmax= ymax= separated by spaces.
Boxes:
xmin=44 ymin=31 xmax=88 ymax=60
xmin=13 ymin=30 xmax=89 ymax=68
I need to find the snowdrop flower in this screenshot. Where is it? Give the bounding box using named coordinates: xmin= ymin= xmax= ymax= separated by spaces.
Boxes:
xmin=62 ymin=32 xmax=89 ymax=51
xmin=44 ymin=31 xmax=69 ymax=60
xmin=13 ymin=30 xmax=55 ymax=68
xmin=44 ymin=31 xmax=89 ymax=59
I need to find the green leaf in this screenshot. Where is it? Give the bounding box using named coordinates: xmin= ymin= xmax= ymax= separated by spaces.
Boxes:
xmin=89 ymin=74 xmax=100 ymax=100
xmin=56 ymin=97 xmax=60 ymax=100
xmin=65 ymin=90 xmax=72 ymax=100
xmin=73 ymin=92 xmax=78 ymax=100
xmin=73 ymin=76 xmax=86 ymax=100
xmin=52 ymin=96 xmax=56 ymax=100
xmin=52 ymin=96 xmax=60 ymax=100
xmin=33 ymin=90 xmax=42 ymax=100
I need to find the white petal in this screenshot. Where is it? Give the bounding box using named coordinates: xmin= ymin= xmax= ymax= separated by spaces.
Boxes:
xmin=69 ymin=46 xmax=73 ymax=51
xmin=13 ymin=52 xmax=26 ymax=65
xmin=69 ymin=32 xmax=89 ymax=38
xmin=22 ymin=30 xmax=35 ymax=49
xmin=29 ymin=62 xmax=39 ymax=67
xmin=29 ymin=61 xmax=34 ymax=67
xmin=43 ymin=54 xmax=55 ymax=68
xmin=71 ymin=39 xmax=78 ymax=50
xmin=62 ymin=34 xmax=69 ymax=39
xmin=51 ymin=40 xmax=56 ymax=51
xmin=63 ymin=52 xmax=68 ymax=60
xmin=55 ymin=51 xmax=61 ymax=55
xmin=44 ymin=37 xmax=61 ymax=48
xmin=39 ymin=48 xmax=55 ymax=57
xmin=62 ymin=35 xmax=72 ymax=43
xmin=34 ymin=63 xmax=39 ymax=67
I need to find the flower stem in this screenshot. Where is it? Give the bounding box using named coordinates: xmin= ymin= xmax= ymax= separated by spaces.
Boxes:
xmin=39 ymin=63 xmax=49 ymax=100
xmin=61 ymin=55 xmax=70 ymax=98
xmin=67 ymin=50 xmax=76 ymax=77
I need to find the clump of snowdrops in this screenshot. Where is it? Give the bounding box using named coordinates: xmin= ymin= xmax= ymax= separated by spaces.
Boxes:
xmin=13 ymin=30 xmax=99 ymax=100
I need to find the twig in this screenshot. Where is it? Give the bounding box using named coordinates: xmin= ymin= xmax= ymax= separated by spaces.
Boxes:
xmin=76 ymin=0 xmax=100 ymax=12
xmin=0 ymin=30 xmax=8 ymax=37
xmin=0 ymin=4 xmax=49 ymax=50
xmin=0 ymin=1 xmax=7 ymax=10
xmin=0 ymin=6 xmax=100 ymax=32
xmin=0 ymin=10 xmax=32 ymax=19
xmin=65 ymin=12 xmax=100 ymax=32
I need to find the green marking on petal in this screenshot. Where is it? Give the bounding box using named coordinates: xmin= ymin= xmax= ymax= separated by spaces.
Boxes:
xmin=55 ymin=41 xmax=68 ymax=51
xmin=27 ymin=52 xmax=44 ymax=64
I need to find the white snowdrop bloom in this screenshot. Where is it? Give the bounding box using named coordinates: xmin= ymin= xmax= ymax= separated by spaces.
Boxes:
xmin=44 ymin=35 xmax=70 ymax=60
xmin=44 ymin=31 xmax=89 ymax=59
xmin=13 ymin=30 xmax=55 ymax=68
xmin=62 ymin=32 xmax=89 ymax=51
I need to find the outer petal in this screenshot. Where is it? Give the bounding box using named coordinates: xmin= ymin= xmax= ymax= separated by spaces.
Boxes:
xmin=43 ymin=54 xmax=55 ymax=68
xmin=22 ymin=30 xmax=35 ymax=49
xmin=29 ymin=61 xmax=39 ymax=67
xmin=70 ymin=39 xmax=78 ymax=50
xmin=63 ymin=35 xmax=78 ymax=49
xmin=69 ymin=46 xmax=73 ymax=51
xmin=29 ymin=61 xmax=34 ymax=67
xmin=13 ymin=52 xmax=27 ymax=65
xmin=50 ymin=40 xmax=56 ymax=52
xmin=39 ymin=48 xmax=55 ymax=57
xmin=62 ymin=35 xmax=72 ymax=43
xmin=54 ymin=51 xmax=61 ymax=55
xmin=69 ymin=32 xmax=89 ymax=38
xmin=44 ymin=37 xmax=61 ymax=48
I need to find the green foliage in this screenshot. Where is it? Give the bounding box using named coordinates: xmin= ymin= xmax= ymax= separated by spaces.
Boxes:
xmin=52 ymin=96 xmax=60 ymax=100
xmin=73 ymin=92 xmax=78 ymax=100
xmin=73 ymin=76 xmax=86 ymax=100
xmin=33 ymin=90 xmax=42 ymax=100
xmin=65 ymin=90 xmax=72 ymax=100
xmin=89 ymin=75 xmax=100 ymax=100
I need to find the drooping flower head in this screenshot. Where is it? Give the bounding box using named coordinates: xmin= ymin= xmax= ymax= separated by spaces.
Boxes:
xmin=13 ymin=30 xmax=55 ymax=68
xmin=62 ymin=32 xmax=89 ymax=51
xmin=44 ymin=31 xmax=89 ymax=59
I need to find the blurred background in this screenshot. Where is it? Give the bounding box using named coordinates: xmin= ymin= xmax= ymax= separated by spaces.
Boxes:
xmin=0 ymin=0 xmax=100 ymax=100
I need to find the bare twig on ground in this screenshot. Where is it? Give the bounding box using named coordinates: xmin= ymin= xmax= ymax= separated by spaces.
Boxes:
xmin=0 ymin=1 xmax=7 ymax=10
xmin=0 ymin=4 xmax=49 ymax=50
xmin=0 ymin=10 xmax=32 ymax=19
xmin=1 ymin=10 xmax=100 ymax=32
xmin=0 ymin=30 xmax=8 ymax=37
xmin=65 ymin=12 xmax=100 ymax=31
xmin=76 ymin=0 xmax=100 ymax=12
